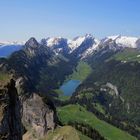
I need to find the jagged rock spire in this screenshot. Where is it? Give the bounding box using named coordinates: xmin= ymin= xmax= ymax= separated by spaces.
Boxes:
xmin=25 ymin=37 xmax=39 ymax=48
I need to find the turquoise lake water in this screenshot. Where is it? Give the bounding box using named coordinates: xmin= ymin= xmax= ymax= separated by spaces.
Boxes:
xmin=60 ymin=80 xmax=81 ymax=96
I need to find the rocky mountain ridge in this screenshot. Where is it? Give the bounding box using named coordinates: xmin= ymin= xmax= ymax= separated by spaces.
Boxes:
xmin=1 ymin=34 xmax=140 ymax=59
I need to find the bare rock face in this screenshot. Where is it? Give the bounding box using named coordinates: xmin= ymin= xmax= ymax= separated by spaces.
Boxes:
xmin=106 ymin=82 xmax=119 ymax=96
xmin=0 ymin=79 xmax=56 ymax=140
xmin=0 ymin=79 xmax=22 ymax=140
xmin=22 ymin=93 xmax=56 ymax=139
xmin=25 ymin=37 xmax=39 ymax=49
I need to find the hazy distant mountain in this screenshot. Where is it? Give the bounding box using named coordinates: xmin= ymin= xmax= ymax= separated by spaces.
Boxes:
xmin=0 ymin=41 xmax=24 ymax=57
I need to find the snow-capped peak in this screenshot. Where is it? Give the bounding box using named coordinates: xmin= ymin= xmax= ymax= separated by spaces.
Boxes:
xmin=68 ymin=34 xmax=94 ymax=52
xmin=40 ymin=37 xmax=69 ymax=55
xmin=102 ymin=35 xmax=139 ymax=48
xmin=115 ymin=36 xmax=138 ymax=48
xmin=41 ymin=37 xmax=67 ymax=47
xmin=107 ymin=35 xmax=121 ymax=40
xmin=81 ymin=38 xmax=100 ymax=59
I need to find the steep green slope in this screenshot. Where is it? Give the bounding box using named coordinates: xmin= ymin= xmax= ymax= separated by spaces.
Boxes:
xmin=57 ymin=105 xmax=136 ymax=140
xmin=111 ymin=48 xmax=140 ymax=62
xmin=86 ymin=60 xmax=140 ymax=124
xmin=78 ymin=48 xmax=140 ymax=127
xmin=66 ymin=61 xmax=92 ymax=81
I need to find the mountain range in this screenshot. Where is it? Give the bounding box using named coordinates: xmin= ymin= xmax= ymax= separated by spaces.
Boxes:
xmin=0 ymin=34 xmax=140 ymax=140
xmin=1 ymin=34 xmax=140 ymax=58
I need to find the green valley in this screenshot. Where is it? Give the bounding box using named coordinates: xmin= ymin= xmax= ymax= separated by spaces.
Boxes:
xmin=57 ymin=104 xmax=137 ymax=140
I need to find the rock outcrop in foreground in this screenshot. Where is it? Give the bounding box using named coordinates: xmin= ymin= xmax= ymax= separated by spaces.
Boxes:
xmin=0 ymin=79 xmax=22 ymax=140
xmin=0 ymin=78 xmax=57 ymax=140
xmin=22 ymin=93 xmax=56 ymax=140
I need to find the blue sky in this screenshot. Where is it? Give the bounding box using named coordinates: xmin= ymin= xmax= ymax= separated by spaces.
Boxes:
xmin=0 ymin=0 xmax=140 ymax=41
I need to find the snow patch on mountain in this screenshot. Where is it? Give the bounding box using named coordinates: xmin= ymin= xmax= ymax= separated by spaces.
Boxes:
xmin=107 ymin=35 xmax=121 ymax=40
xmin=103 ymin=35 xmax=138 ymax=48
xmin=116 ymin=36 xmax=138 ymax=48
xmin=81 ymin=39 xmax=100 ymax=58
xmin=30 ymin=35 xmax=140 ymax=58
xmin=43 ymin=37 xmax=66 ymax=47
xmin=68 ymin=34 xmax=94 ymax=52
xmin=68 ymin=36 xmax=86 ymax=52
xmin=40 ymin=37 xmax=69 ymax=55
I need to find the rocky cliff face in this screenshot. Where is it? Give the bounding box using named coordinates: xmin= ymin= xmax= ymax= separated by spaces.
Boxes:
xmin=22 ymin=93 xmax=56 ymax=140
xmin=0 ymin=79 xmax=22 ymax=140
xmin=0 ymin=78 xmax=57 ymax=140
